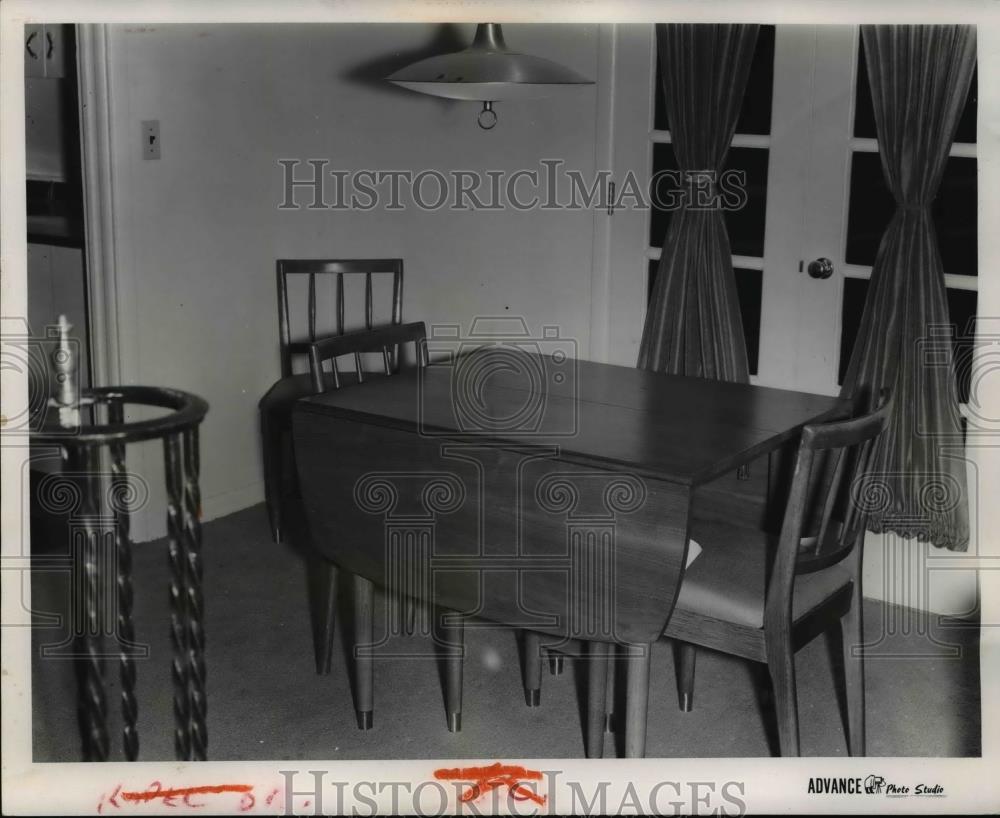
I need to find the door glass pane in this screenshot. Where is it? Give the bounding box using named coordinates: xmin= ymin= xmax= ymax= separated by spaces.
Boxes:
xmin=724 ymin=147 xmax=769 ymax=258
xmin=648 ymin=143 xmax=769 ymax=258
xmin=647 ymin=260 xmax=762 ymax=375
xmin=838 ymin=277 xmax=869 ymax=385
xmin=854 ymin=38 xmax=977 ymax=144
xmin=845 ymin=152 xmax=977 ymax=276
xmin=654 ymin=24 xmax=775 ymax=135
xmin=648 ymin=141 xmax=678 ymax=247
xmin=735 ymin=24 xmax=775 ymax=136
xmin=946 ymin=287 xmax=978 ymax=404
xmin=734 ymin=267 xmax=763 ymax=375
xmin=838 ymin=277 xmax=977 ymax=402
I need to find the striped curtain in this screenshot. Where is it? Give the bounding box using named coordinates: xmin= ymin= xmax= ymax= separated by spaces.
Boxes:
xmin=638 ymin=24 xmax=758 ymax=382
xmin=841 ymin=25 xmax=976 ymax=550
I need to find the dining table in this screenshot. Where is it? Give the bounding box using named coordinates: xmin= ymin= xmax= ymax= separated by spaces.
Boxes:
xmin=292 ymin=348 xmax=849 ymax=756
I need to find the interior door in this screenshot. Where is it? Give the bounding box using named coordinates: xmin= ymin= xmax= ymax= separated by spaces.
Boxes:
xmin=601 ymin=22 xmax=981 ymax=617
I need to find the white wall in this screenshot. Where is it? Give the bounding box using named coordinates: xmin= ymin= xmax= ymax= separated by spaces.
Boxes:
xmin=98 ymin=22 xmax=980 ymax=619
xmin=102 ymin=23 xmax=602 ymax=539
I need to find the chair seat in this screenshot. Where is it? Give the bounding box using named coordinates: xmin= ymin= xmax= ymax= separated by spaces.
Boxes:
xmin=673 ymin=518 xmax=852 ymax=629
xmin=259 ymin=370 xmax=380 ymax=411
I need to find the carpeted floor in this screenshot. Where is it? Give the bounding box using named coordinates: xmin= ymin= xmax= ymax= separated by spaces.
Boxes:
xmin=30 ymin=503 xmax=981 ymax=761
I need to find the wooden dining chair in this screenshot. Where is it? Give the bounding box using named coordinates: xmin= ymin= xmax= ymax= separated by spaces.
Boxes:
xmin=259 ymin=258 xmax=403 ymax=547
xmin=660 ymin=393 xmax=892 ymax=756
xmin=304 ymin=322 xmax=465 ymax=733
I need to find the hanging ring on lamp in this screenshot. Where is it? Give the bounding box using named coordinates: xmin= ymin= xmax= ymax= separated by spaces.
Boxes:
xmin=478 ymin=101 xmax=497 ymax=130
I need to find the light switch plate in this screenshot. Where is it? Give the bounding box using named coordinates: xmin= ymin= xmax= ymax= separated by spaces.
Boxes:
xmin=141 ymin=120 xmax=160 ymax=160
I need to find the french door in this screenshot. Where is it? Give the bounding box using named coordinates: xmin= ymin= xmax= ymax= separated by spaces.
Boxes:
xmin=600 ymin=22 xmax=979 ymax=618
xmin=603 ymin=24 xmax=978 ymax=400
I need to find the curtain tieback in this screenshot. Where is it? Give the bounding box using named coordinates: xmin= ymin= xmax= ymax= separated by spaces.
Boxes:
xmin=681 ymin=169 xmax=720 ymax=206
xmin=681 ymin=169 xmax=719 ymax=184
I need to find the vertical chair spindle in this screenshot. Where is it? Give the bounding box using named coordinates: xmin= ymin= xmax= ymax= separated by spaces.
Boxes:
xmin=308 ymin=273 xmax=317 ymax=342
xmin=336 ymin=273 xmax=345 ymax=335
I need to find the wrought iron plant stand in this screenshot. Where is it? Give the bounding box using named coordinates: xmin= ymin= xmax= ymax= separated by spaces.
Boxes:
xmin=31 ymin=320 xmax=209 ymax=761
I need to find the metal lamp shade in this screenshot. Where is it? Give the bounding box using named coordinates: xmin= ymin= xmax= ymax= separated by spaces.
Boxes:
xmin=386 ymin=23 xmax=594 ymax=102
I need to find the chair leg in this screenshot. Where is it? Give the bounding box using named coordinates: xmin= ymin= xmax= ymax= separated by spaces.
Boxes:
xmin=586 ymin=641 xmax=610 ymax=758
xmin=260 ymin=409 xmax=284 ymax=545
xmin=765 ymin=638 xmax=800 ymax=756
xmin=673 ymin=641 xmax=696 ymax=712
xmin=604 ymin=646 xmax=615 ymax=733
xmin=624 ymin=643 xmax=652 ymax=758
xmin=841 ymin=587 xmax=866 ymax=756
xmin=523 ymin=631 xmax=542 ymax=707
xmin=309 ymin=558 xmax=338 ymax=675
xmin=436 ymin=608 xmax=464 ymax=732
xmin=548 ymin=650 xmax=564 ymax=675
xmin=352 ymin=575 xmax=374 ymax=730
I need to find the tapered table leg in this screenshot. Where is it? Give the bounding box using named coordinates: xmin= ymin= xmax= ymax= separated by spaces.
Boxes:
xmin=353 ymin=574 xmax=375 ymax=730
xmin=586 ymin=641 xmax=610 ymax=758
xmin=673 ymin=641 xmax=696 ymax=712
xmin=625 ymin=643 xmax=652 ymax=759
xmin=436 ymin=608 xmax=464 ymax=732
xmin=523 ymin=631 xmax=542 ymax=707
xmin=310 ymin=558 xmax=338 ymax=675
xmin=604 ymin=645 xmax=616 ymax=733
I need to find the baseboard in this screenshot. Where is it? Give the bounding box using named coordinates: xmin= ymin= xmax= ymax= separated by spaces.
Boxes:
xmin=132 ymin=480 xmax=265 ymax=543
xmin=201 ymin=480 xmax=265 ymax=524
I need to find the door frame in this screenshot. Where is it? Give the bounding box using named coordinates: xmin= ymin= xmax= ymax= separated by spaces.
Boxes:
xmin=76 ymin=23 xmax=123 ymax=389
xmin=586 ymin=23 xmax=617 ymax=364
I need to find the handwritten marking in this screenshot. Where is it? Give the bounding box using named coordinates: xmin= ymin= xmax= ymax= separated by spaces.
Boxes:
xmin=434 ymin=763 xmax=546 ymax=805
xmin=122 ymin=783 xmax=253 ymax=803
xmin=99 ymin=782 xmax=259 ymax=812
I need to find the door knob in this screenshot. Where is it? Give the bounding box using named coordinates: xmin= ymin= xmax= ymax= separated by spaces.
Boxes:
xmin=806 ymin=258 xmax=834 ymax=279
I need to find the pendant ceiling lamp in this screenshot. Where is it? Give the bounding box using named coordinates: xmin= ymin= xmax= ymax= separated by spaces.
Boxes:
xmin=386 ymin=23 xmax=594 ymax=129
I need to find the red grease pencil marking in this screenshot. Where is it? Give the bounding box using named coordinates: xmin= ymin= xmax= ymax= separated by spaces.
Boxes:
xmin=434 ymin=763 xmax=546 ymax=805
xmin=98 ymin=782 xmax=260 ymax=812
xmin=121 ymin=783 xmax=253 ymax=803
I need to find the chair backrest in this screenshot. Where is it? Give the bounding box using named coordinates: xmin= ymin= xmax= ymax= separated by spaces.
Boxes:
xmin=276 ymin=258 xmax=403 ymax=377
xmin=307 ymin=322 xmax=428 ymax=394
xmin=764 ymin=391 xmax=893 ymax=626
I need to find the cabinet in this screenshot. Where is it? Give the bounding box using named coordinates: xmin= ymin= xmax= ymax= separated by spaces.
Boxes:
xmin=25 ymin=24 xmax=76 ymax=182
xmin=24 ymin=24 xmax=70 ymax=79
